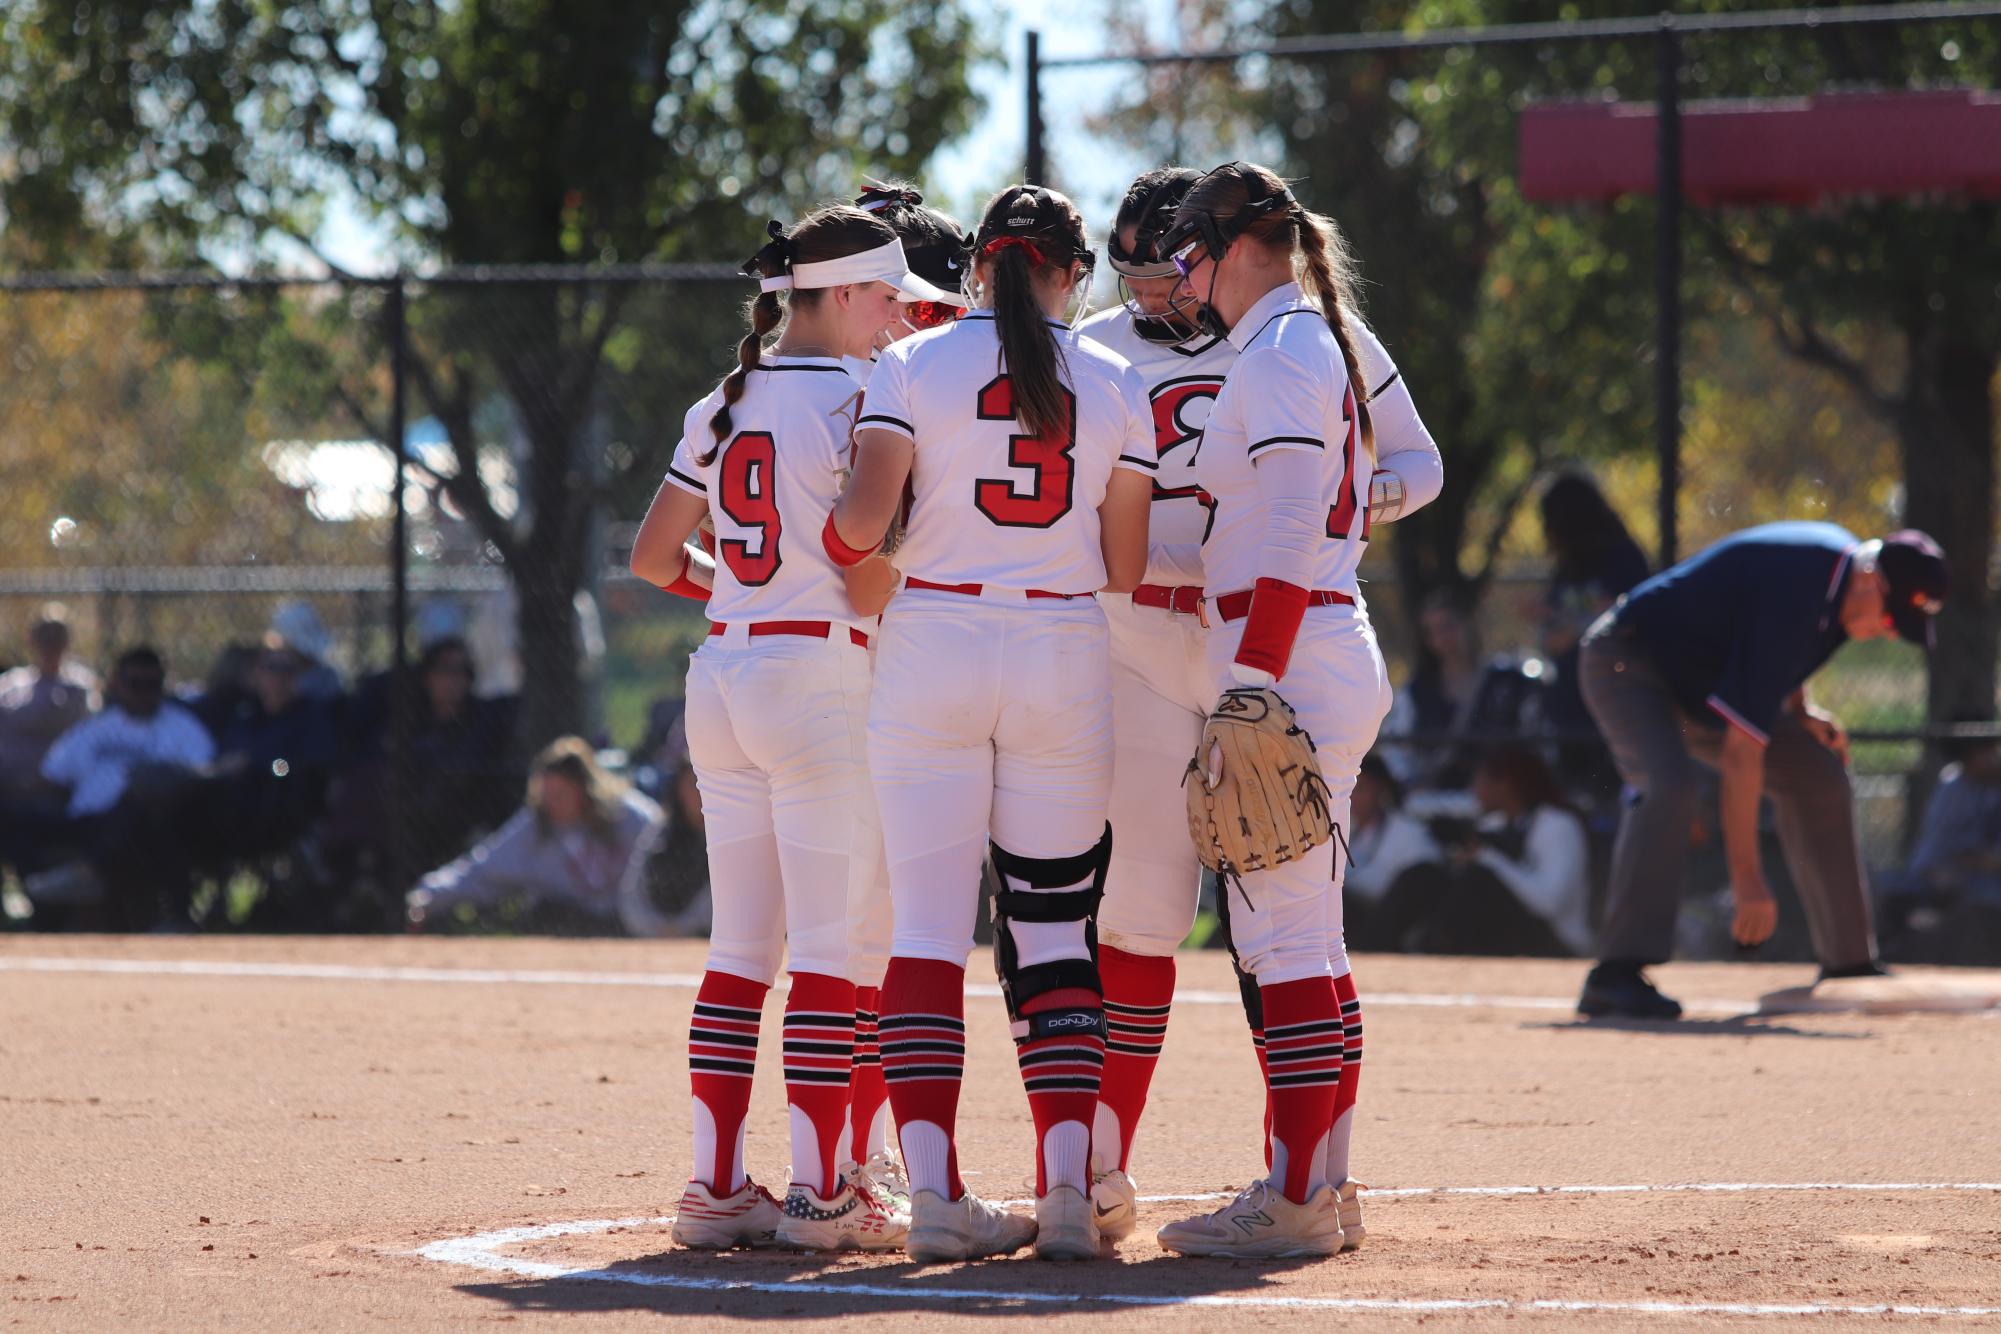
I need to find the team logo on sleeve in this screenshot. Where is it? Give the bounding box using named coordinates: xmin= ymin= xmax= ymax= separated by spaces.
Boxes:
xmin=1150 ymin=376 xmax=1222 ymax=499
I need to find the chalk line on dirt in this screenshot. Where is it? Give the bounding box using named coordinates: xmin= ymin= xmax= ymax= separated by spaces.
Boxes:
xmin=413 ymin=1211 xmax=2001 ymax=1319
xmin=0 ymin=955 xmax=1761 ymax=1016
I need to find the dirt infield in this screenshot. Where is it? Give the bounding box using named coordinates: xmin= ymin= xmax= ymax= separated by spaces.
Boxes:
xmin=3 ymin=937 xmax=1998 ymax=1329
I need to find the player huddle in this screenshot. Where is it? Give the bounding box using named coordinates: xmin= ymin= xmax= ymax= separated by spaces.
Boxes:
xmin=629 ymin=163 xmax=1444 ymax=1262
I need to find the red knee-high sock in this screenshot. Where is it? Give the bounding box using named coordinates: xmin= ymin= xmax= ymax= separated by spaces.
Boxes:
xmin=1326 ymin=970 xmax=1364 ymax=1186
xmin=1260 ymin=976 xmax=1343 ymax=1204
xmin=783 ymin=971 xmax=856 ymax=1197
xmin=880 ymin=957 xmax=966 ymax=1201
xmin=846 ymin=985 xmax=889 ymax=1166
xmin=1015 ymin=984 xmax=1106 ymax=1197
xmin=1096 ymin=946 xmax=1175 ymax=1174
xmin=688 ymin=970 xmax=768 ymax=1193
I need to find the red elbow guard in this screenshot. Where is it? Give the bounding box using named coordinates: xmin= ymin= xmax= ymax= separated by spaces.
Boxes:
xmin=1234 ymin=577 xmax=1310 ymax=680
xmin=822 ymin=511 xmax=876 ymax=568
xmin=657 ymin=550 xmax=710 ymax=602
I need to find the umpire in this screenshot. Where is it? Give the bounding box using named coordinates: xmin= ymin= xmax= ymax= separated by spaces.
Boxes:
xmin=1576 ymin=522 xmax=1949 ymax=1019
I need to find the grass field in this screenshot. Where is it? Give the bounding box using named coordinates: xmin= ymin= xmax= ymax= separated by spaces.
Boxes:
xmin=4 ymin=936 xmax=1997 ymax=1329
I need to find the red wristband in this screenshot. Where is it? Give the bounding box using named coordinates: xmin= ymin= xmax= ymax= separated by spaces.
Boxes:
xmin=657 ymin=550 xmax=711 ymax=602
xmin=1233 ymin=577 xmax=1310 ymax=680
xmin=822 ymin=511 xmax=876 ymax=568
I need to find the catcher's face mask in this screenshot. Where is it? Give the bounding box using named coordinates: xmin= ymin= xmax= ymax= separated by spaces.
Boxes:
xmin=1161 ymin=163 xmax=1299 ymax=340
xmin=1107 ymin=182 xmax=1204 ymax=345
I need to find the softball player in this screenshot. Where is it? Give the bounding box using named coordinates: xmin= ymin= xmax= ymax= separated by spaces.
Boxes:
xmin=836 ymin=179 xmax=972 ymax=1208
xmin=1140 ymin=162 xmax=1394 ymax=1258
xmin=825 ymin=184 xmax=1155 ymax=1263
xmin=1078 ymin=167 xmax=1444 ymax=1243
xmin=628 ymin=204 xmax=957 ymax=1253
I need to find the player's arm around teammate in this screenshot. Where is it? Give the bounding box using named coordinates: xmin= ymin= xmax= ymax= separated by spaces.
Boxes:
xmin=826 ymin=185 xmax=1152 ymax=1264
xmin=633 ymin=206 xmax=960 ymax=1255
xmin=1149 ymin=163 xmax=1394 ymax=1259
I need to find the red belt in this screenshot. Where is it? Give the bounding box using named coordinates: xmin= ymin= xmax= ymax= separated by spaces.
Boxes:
xmin=1212 ymin=588 xmax=1354 ymax=623
xmin=708 ymin=620 xmax=870 ymax=647
xmin=904 ymin=577 xmax=1088 ymax=601
xmin=1132 ymin=583 xmax=1204 ymax=614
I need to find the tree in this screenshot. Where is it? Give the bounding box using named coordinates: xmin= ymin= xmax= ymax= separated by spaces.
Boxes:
xmin=1 ymin=0 xmax=986 ymax=748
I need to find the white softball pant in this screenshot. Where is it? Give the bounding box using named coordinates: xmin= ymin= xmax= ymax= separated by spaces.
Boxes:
xmin=867 ymin=591 xmax=1115 ymax=965
xmin=684 ymin=633 xmax=879 ymax=984
xmin=1204 ymin=603 xmax=1393 ymax=985
xmin=1096 ymin=594 xmax=1212 ymax=957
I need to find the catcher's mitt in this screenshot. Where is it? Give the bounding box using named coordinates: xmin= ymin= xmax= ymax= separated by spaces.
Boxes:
xmin=1184 ymin=688 xmax=1334 ymax=879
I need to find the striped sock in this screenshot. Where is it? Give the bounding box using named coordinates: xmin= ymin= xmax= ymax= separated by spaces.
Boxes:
xmin=782 ymin=971 xmax=855 ymax=1198
xmin=1093 ymin=945 xmax=1175 ymax=1174
xmin=1326 ymin=970 xmax=1364 ymax=1187
xmin=845 ymin=986 xmax=889 ymax=1165
xmin=880 ymin=956 xmax=967 ymax=1201
xmin=1016 ymin=985 xmax=1106 ymax=1196
xmin=687 ymin=970 xmax=767 ymax=1194
xmin=1261 ymin=976 xmax=1342 ymax=1204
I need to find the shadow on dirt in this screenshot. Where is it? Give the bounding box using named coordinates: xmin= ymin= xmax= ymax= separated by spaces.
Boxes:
xmin=453 ymin=1246 xmax=1348 ymax=1318
xmin=1536 ymin=1014 xmax=1866 ymax=1039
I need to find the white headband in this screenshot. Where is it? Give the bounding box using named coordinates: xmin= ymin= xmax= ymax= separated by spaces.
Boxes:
xmin=757 ymin=237 xmax=961 ymax=306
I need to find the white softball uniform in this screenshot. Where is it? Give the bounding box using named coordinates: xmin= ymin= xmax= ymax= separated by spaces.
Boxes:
xmin=1079 ymin=302 xmax=1440 ymax=956
xmin=1195 ymin=283 xmax=1395 ymax=983
xmin=664 ymin=355 xmax=882 ymax=985
xmin=856 ymin=312 xmax=1156 ymax=963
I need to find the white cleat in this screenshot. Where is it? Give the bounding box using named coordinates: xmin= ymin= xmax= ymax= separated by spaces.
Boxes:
xmin=1089 ymin=1169 xmax=1137 ymax=1242
xmin=670 ymin=1177 xmax=784 ymax=1250
xmin=1334 ymin=1180 xmax=1365 ymax=1251
xmin=1034 ymin=1184 xmax=1100 ymax=1261
xmin=906 ymin=1188 xmax=1037 ymax=1263
xmin=775 ymin=1179 xmax=910 ymax=1252
xmin=1155 ymin=1178 xmax=1343 ymax=1259
xmin=847 ymin=1148 xmax=911 ymax=1216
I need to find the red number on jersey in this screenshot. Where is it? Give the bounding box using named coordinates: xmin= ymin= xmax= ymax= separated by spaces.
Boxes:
xmin=1150 ymin=376 xmax=1222 ymax=501
xmin=715 ymin=431 xmax=783 ymax=586
xmin=1325 ymin=386 xmax=1372 ymax=542
xmin=973 ymin=375 xmax=1077 ymax=529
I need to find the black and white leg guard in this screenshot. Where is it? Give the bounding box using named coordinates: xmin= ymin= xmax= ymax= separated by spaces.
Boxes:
xmin=988 ymin=824 xmax=1113 ymax=1042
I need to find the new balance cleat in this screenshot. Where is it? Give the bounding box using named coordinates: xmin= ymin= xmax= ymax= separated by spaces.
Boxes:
xmin=1155 ymin=1178 xmax=1342 ymax=1259
xmin=906 ymin=1188 xmax=1037 ymax=1263
xmin=775 ymin=1179 xmax=909 ymax=1252
xmin=670 ymin=1177 xmax=784 ymax=1250
xmin=1034 ymin=1184 xmax=1099 ymax=1261
xmin=1333 ymin=1179 xmax=1365 ymax=1251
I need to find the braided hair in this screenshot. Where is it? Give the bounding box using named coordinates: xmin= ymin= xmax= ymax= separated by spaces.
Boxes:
xmin=971 ymin=184 xmax=1093 ymax=441
xmin=704 ymin=205 xmax=898 ymax=464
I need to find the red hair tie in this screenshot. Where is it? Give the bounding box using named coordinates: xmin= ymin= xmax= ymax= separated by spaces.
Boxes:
xmin=981 ymin=236 xmax=1047 ymax=266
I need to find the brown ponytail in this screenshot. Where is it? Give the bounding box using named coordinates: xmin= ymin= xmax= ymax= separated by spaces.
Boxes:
xmin=700 ymin=206 xmax=901 ymax=465
xmin=973 ymin=185 xmax=1093 ymax=442
xmin=1289 ymin=210 xmax=1375 ymax=469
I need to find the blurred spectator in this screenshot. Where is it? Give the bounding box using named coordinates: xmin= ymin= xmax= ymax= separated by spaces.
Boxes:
xmin=1342 ymin=753 xmax=1440 ymax=951
xmin=190 ymin=643 xmax=261 ymax=736
xmin=1382 ymin=590 xmax=1546 ymax=793
xmin=1 ymin=648 xmax=215 ymax=927
xmin=623 ymin=697 xmax=712 ymax=937
xmin=269 ymin=601 xmax=344 ymax=699
xmin=1884 ymin=718 xmax=2001 ymax=954
xmin=0 ymin=606 xmax=101 ymax=803
xmin=1534 ymin=472 xmax=1650 ymax=800
xmin=406 ymin=736 xmax=662 ymax=934
xmin=1373 ymin=745 xmax=1592 ymax=958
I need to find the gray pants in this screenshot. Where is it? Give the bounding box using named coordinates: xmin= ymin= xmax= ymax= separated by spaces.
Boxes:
xmin=1579 ymin=620 xmax=1876 ymax=969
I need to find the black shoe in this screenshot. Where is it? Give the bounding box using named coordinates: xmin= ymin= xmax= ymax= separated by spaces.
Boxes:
xmin=1577 ymin=962 xmax=1683 ymax=1020
xmin=1817 ymin=959 xmax=1890 ymax=984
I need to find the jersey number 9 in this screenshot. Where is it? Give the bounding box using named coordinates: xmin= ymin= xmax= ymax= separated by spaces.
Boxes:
xmin=973 ymin=376 xmax=1077 ymax=529
xmin=716 ymin=431 xmax=782 ymax=586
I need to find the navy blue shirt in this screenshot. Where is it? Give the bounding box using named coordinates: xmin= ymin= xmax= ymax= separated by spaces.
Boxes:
xmin=1615 ymin=521 xmax=1858 ymax=743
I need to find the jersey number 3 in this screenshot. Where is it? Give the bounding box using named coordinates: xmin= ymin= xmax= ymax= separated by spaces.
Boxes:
xmin=973 ymin=375 xmax=1076 ymax=529
xmin=716 ymin=431 xmax=782 ymax=585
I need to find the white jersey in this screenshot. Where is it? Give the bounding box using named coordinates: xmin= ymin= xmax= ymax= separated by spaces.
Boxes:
xmin=857 ymin=312 xmax=1157 ymax=593
xmin=1076 ymin=308 xmax=1234 ymax=551
xmin=665 ymin=354 xmax=872 ymax=635
xmin=1195 ymin=282 xmax=1370 ymax=598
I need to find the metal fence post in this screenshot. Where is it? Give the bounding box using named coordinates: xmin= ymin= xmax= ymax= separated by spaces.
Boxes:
xmin=386 ymin=272 xmax=411 ymax=915
xmin=1025 ymin=29 xmax=1045 ymax=185
xmin=1654 ymin=15 xmax=1682 ymax=568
